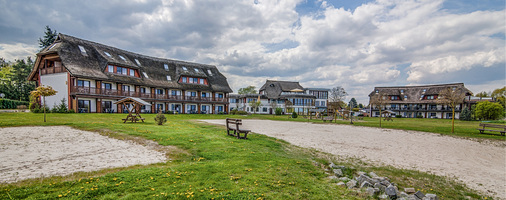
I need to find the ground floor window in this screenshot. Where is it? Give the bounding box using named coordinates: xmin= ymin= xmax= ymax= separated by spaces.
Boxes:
xmin=102 ymin=101 xmax=113 ymax=113
xmin=156 ymin=104 xmax=164 ymax=112
xmin=217 ymin=106 xmax=223 ymax=112
xmin=187 ymin=105 xmax=197 ymax=114
xmin=262 ymin=107 xmax=267 ymax=112
xmin=78 ymin=100 xmax=90 ymax=113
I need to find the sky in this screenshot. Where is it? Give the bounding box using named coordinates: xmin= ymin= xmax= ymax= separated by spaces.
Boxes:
xmin=0 ymin=0 xmax=504 ymax=104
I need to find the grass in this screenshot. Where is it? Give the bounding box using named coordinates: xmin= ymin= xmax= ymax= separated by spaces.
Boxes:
xmin=0 ymin=112 xmax=494 ymax=199
xmin=244 ymin=114 xmax=506 ymax=141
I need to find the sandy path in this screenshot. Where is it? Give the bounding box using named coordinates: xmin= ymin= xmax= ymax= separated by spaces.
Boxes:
xmin=0 ymin=126 xmax=166 ymax=183
xmin=202 ymin=119 xmax=506 ymax=198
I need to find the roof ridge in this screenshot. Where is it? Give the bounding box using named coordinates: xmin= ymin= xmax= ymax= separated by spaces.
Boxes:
xmin=374 ymin=83 xmax=464 ymax=89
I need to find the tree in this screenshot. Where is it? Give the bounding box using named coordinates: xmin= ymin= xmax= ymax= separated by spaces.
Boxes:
xmin=30 ymin=86 xmax=57 ymax=122
xmin=238 ymin=86 xmax=257 ymax=95
xmin=474 ymin=101 xmax=504 ymax=120
xmin=358 ymin=103 xmax=364 ymax=108
xmin=249 ymin=100 xmax=261 ymax=114
xmin=369 ymin=92 xmax=388 ymax=128
xmin=349 ymin=98 xmax=358 ymax=109
xmin=38 ymin=25 xmax=58 ymax=50
xmin=328 ymin=86 xmax=347 ymax=122
xmin=460 ymin=106 xmax=472 ymax=121
xmin=438 ymin=87 xmax=466 ymax=133
xmin=7 ymin=58 xmax=36 ymax=101
xmin=154 ymin=111 xmax=167 ymax=125
xmin=475 ymin=91 xmax=490 ymax=98
xmin=491 ymin=86 xmax=506 ymax=108
xmin=269 ymin=99 xmax=278 ymax=115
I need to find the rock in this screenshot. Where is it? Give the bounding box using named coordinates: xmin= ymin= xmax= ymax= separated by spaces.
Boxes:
xmin=357 ymin=171 xmax=367 ymax=176
xmin=397 ymin=198 xmax=407 ymax=200
xmin=360 ymin=181 xmax=372 ymax=188
xmin=366 ymin=187 xmax=376 ymax=196
xmin=424 ymin=194 xmax=438 ymax=200
xmin=333 ymin=169 xmax=343 ymax=177
xmin=407 ymin=195 xmax=418 ymax=200
xmin=336 ymin=165 xmax=347 ymax=170
xmin=336 ymin=182 xmax=346 ymax=188
xmin=339 ymin=177 xmax=350 ymax=181
xmin=381 ymin=180 xmax=391 ymax=186
xmin=378 ymin=194 xmax=389 ymax=199
xmin=369 ymin=172 xmax=379 ymax=178
xmin=385 ymin=185 xmax=398 ymax=198
xmin=404 ymin=188 xmax=416 ymax=194
xmin=329 ymin=162 xmax=337 ymax=169
xmin=328 ymin=175 xmax=338 ymax=180
xmin=374 ymin=182 xmax=386 ymax=192
xmin=414 ymin=191 xmax=425 ymax=199
xmin=400 ymin=192 xmax=408 ymax=197
xmin=346 ymin=180 xmax=357 ymax=189
xmin=358 ymin=174 xmax=377 ymax=185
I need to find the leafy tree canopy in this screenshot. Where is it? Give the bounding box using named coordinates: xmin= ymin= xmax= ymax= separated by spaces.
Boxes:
xmin=475 ymin=91 xmax=490 ymax=98
xmin=474 ymin=101 xmax=504 ymax=120
xmin=38 ymin=25 xmax=58 ymax=50
xmin=238 ymin=86 xmax=257 ymax=94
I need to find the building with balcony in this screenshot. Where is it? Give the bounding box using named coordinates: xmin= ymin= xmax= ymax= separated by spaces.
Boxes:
xmin=368 ymin=83 xmax=473 ymax=119
xmin=229 ymin=80 xmax=318 ymax=115
xmin=28 ymin=34 xmax=232 ymax=113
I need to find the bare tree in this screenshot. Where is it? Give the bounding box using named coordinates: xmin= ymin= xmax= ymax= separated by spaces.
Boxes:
xmin=249 ymin=100 xmax=262 ymax=114
xmin=269 ymin=99 xmax=278 ymax=115
xmin=328 ymin=87 xmax=347 ymax=122
xmin=438 ymin=87 xmax=466 ymax=133
xmin=369 ymin=92 xmax=388 ymax=128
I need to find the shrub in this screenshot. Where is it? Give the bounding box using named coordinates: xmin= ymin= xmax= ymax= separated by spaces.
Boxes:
xmin=395 ymin=115 xmax=402 ymax=118
xmin=68 ymin=109 xmax=75 ymax=113
xmin=166 ymin=110 xmax=174 ymax=114
xmin=236 ymin=111 xmax=248 ymax=115
xmin=291 ymin=111 xmax=298 ymax=118
xmin=0 ymin=99 xmax=29 ymax=109
xmin=230 ymin=108 xmax=237 ymax=115
xmin=474 ymin=101 xmax=504 ymax=120
xmin=416 ymin=114 xmax=423 ymax=118
xmin=218 ymin=111 xmax=225 ymax=114
xmin=154 ymin=111 xmax=167 ymax=125
xmin=275 ymin=108 xmax=283 ymax=115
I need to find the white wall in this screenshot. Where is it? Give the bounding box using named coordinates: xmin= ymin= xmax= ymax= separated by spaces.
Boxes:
xmin=40 ymin=73 xmax=68 ymax=109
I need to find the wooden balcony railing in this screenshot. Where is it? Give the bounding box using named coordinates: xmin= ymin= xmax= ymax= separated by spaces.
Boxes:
xmin=40 ymin=66 xmax=66 ymax=75
xmin=70 ymin=86 xmax=228 ymax=103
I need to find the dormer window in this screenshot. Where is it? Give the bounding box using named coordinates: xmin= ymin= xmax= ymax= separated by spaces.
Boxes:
xmin=404 ymin=95 xmax=408 ymax=100
xmin=104 ymin=51 xmax=111 ymax=57
xmin=166 ymin=75 xmax=171 ymax=81
xmin=400 ymin=89 xmax=404 ymax=93
xmin=119 ymin=55 xmax=126 ymax=61
xmin=194 ymin=68 xmax=199 ymax=72
xmin=207 ymin=69 xmax=213 ymax=75
xmin=142 ymin=72 xmax=149 ymax=78
xmin=164 ymin=64 xmax=169 ymax=70
xmin=182 ymin=66 xmax=187 ymax=71
xmin=135 ymin=59 xmax=141 ymax=66
xmin=423 ymin=89 xmax=426 ymax=92
xmin=78 ymin=45 xmax=87 ymax=56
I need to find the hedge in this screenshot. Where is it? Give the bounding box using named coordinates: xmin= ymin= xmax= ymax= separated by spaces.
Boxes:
xmin=0 ymin=99 xmax=29 ymax=109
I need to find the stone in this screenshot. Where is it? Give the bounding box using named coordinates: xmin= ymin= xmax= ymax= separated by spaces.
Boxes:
xmin=366 ymin=187 xmax=376 ymax=196
xmin=339 ymin=177 xmax=350 ymax=181
xmin=357 ymin=171 xmax=367 ymax=176
xmin=369 ymin=172 xmax=379 ymax=178
xmin=360 ymin=181 xmax=372 ymax=188
xmin=378 ymin=194 xmax=389 ymax=199
xmin=328 ymin=176 xmax=338 ymax=180
xmin=404 ymin=188 xmax=416 ymax=194
xmin=381 ymin=180 xmax=391 ymax=186
xmin=333 ymin=169 xmax=343 ymax=177
xmin=336 ymin=182 xmax=346 ymax=187
xmin=424 ymin=194 xmax=438 ymax=200
xmin=385 ymin=185 xmax=398 ymax=198
xmin=358 ymin=174 xmax=377 ymax=185
xmin=374 ymin=182 xmax=386 ymax=192
xmin=414 ymin=191 xmax=425 ymax=199
xmin=329 ymin=162 xmax=337 ymax=169
xmin=346 ymin=180 xmax=357 ymax=189
xmin=400 ymin=192 xmax=408 ymax=197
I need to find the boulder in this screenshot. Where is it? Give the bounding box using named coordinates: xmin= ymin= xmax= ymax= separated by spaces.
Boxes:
xmin=369 ymin=172 xmax=379 ymax=178
xmin=360 ymin=181 xmax=373 ymax=188
xmin=333 ymin=169 xmax=343 ymax=177
xmin=339 ymin=177 xmax=350 ymax=182
xmin=404 ymin=188 xmax=416 ymax=194
xmin=346 ymin=180 xmax=357 ymax=189
xmin=329 ymin=162 xmax=337 ymax=169
xmin=374 ymin=182 xmax=386 ymax=192
xmin=424 ymin=194 xmax=438 ymax=200
xmin=366 ymin=187 xmax=376 ymax=196
xmin=385 ymin=185 xmax=398 ymax=198
xmin=414 ymin=191 xmax=425 ymax=199
xmin=336 ymin=182 xmax=346 ymax=188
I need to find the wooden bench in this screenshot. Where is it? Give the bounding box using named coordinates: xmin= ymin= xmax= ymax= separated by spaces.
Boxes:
xmin=477 ymin=123 xmax=505 ymax=136
xmin=322 ymin=116 xmax=333 ymax=122
xmin=226 ymin=118 xmax=251 ymax=139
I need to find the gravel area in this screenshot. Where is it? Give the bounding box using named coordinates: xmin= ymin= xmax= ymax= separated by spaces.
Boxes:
xmin=201 ymin=119 xmax=506 ymax=198
xmin=0 ymin=126 xmax=167 ymax=183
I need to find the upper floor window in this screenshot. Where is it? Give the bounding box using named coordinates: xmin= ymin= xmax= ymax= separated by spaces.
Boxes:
xmin=107 ymin=65 xmax=139 ymax=77
xmin=108 ymin=65 xmax=114 ymax=72
xmin=423 ymin=89 xmax=427 ymax=92
xmin=404 ymin=95 xmax=408 ymax=100
xmin=140 ymin=87 xmax=146 ymax=93
xmin=179 ymin=76 xmax=208 ymax=85
xmin=77 ymin=80 xmax=90 ymax=87
xmin=129 ymin=69 xmax=135 ymax=77
xmin=218 ymin=93 xmax=224 ymax=98
xmin=400 ymin=89 xmax=404 ymax=93
xmin=122 ymin=85 xmax=130 ymax=91
xmin=164 ymin=64 xmax=169 ymax=70
xmin=166 ymin=75 xmax=171 ymax=81
xmin=390 ymin=96 xmax=400 ymax=100
xmin=156 ymin=89 xmax=164 ymax=94
xmin=102 ymin=83 xmax=112 ymax=89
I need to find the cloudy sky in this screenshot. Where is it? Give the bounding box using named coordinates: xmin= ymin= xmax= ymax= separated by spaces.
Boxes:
xmin=0 ymin=0 xmax=504 ymax=104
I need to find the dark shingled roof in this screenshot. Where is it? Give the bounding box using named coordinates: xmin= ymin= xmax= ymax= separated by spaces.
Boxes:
xmin=259 ymin=80 xmax=312 ymax=99
xmin=368 ymin=83 xmax=472 ymax=104
xmin=31 ymin=34 xmax=232 ymax=93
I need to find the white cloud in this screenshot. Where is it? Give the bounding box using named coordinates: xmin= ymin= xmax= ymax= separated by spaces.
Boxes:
xmin=0 ymin=43 xmax=38 ymax=61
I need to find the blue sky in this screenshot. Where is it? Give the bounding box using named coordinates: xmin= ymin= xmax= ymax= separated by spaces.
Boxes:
xmin=0 ymin=0 xmax=504 ymax=104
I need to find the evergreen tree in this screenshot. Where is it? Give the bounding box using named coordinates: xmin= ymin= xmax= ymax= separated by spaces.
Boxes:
xmin=38 ymin=25 xmax=58 ymax=50
xmin=460 ymin=106 xmax=472 ymax=121
xmin=7 ymin=58 xmax=35 ymax=101
xmin=349 ymin=98 xmax=358 ymax=108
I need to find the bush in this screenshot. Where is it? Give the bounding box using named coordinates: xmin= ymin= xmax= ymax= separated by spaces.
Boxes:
xmin=474 ymin=101 xmax=504 ymax=120
xmin=68 ymin=109 xmax=75 ymax=113
xmin=230 ymin=109 xmax=237 ymax=115
xmin=154 ymin=111 xmax=167 ymax=125
xmin=416 ymin=114 xmax=423 ymax=118
xmin=0 ymin=99 xmax=29 ymax=109
xmin=236 ymin=111 xmax=248 ymax=115
xmin=218 ymin=111 xmax=225 ymax=114
xmin=166 ymin=110 xmax=174 ymax=114
xmin=291 ymin=111 xmax=298 ymax=118
xmin=395 ymin=115 xmax=402 ymax=118
xmin=275 ymin=108 xmax=283 ymax=115
xmin=460 ymin=106 xmax=472 ymax=121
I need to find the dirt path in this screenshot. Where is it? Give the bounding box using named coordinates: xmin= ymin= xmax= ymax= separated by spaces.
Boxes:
xmin=201 ymin=119 xmax=506 ymax=198
xmin=0 ymin=126 xmax=166 ymax=183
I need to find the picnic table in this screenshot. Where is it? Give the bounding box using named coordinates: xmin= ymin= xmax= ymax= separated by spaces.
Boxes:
xmin=226 ymin=118 xmax=251 ymax=139
xmin=114 ymin=97 xmax=150 ymax=123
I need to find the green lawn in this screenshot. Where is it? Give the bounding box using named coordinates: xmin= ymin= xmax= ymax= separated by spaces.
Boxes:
xmin=0 ymin=113 xmax=492 ymax=199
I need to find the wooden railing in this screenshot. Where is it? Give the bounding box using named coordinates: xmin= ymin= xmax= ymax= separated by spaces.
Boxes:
xmin=70 ymin=86 xmax=228 ymax=103
xmin=40 ymin=66 xmax=66 ymax=75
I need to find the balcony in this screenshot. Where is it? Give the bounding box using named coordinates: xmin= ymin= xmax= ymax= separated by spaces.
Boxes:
xmin=40 ymin=66 xmax=66 ymax=75
xmin=71 ymin=86 xmax=228 ymax=103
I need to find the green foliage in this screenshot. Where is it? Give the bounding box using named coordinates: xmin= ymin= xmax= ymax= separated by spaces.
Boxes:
xmin=50 ymin=98 xmax=68 ymax=113
xmin=248 ymin=100 xmax=261 ymax=114
xmin=38 ymin=25 xmax=58 ymax=49
xmin=395 ymin=115 xmax=402 ymax=118
xmin=154 ymin=111 xmax=167 ymax=125
xmin=275 ymin=107 xmax=283 ymax=115
xmin=358 ymin=103 xmax=364 ymax=108
xmin=475 ymin=91 xmax=490 ymax=98
xmin=460 ymin=106 xmax=472 ymax=121
xmin=416 ymin=114 xmax=423 ymax=118
xmin=237 ymin=86 xmax=257 ymax=94
xmin=349 ymin=98 xmax=358 ymax=108
xmin=291 ymin=111 xmax=298 ymax=118
xmin=236 ymin=110 xmax=248 ymax=115
xmin=0 ymin=99 xmax=29 ymax=109
xmin=0 ymin=58 xmax=36 ymax=101
xmin=491 ymin=86 xmax=506 ymax=108
xmin=474 ymin=101 xmax=504 ymax=120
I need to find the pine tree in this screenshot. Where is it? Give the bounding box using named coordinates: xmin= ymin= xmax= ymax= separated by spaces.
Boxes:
xmin=38 ymin=26 xmax=58 ymax=50
xmin=460 ymin=106 xmax=472 ymax=121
